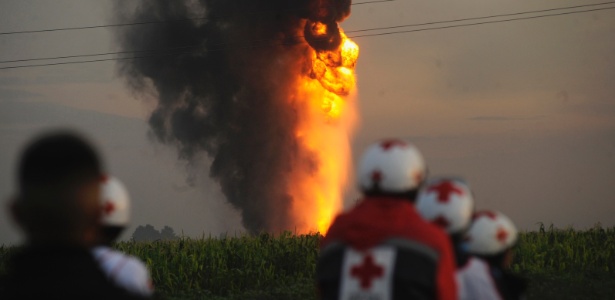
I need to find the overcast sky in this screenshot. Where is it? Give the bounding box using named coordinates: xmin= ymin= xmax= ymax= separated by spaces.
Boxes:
xmin=1 ymin=0 xmax=614 ymax=245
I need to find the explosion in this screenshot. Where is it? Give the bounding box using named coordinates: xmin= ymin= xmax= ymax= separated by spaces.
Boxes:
xmin=293 ymin=23 xmax=359 ymax=233
xmin=114 ymin=0 xmax=358 ymax=234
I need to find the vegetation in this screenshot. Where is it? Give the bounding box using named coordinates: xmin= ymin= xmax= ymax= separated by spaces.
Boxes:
xmin=515 ymin=223 xmax=614 ymax=273
xmin=513 ymin=223 xmax=615 ymax=299
xmin=1 ymin=225 xmax=614 ymax=299
xmin=132 ymin=224 xmax=180 ymax=242
xmin=117 ymin=231 xmax=319 ymax=299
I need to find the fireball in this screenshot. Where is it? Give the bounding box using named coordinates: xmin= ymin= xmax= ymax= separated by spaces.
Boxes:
xmin=291 ymin=21 xmax=359 ymax=233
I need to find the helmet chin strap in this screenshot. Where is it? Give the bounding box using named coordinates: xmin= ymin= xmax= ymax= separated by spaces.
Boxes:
xmin=362 ymin=189 xmax=420 ymax=203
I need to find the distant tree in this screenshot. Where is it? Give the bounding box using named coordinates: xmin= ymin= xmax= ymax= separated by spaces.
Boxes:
xmin=160 ymin=225 xmax=178 ymax=241
xmin=132 ymin=224 xmax=179 ymax=242
xmin=132 ymin=224 xmax=160 ymax=242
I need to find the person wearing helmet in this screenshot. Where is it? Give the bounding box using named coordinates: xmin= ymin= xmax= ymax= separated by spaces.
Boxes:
xmin=464 ymin=210 xmax=527 ymax=300
xmin=1 ymin=131 xmax=146 ymax=300
xmin=317 ymin=139 xmax=457 ymax=300
xmin=93 ymin=175 xmax=154 ymax=297
xmin=417 ymin=177 xmax=500 ymax=300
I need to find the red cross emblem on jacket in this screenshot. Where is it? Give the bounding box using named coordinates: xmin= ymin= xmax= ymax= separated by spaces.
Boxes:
xmin=351 ymin=254 xmax=384 ymax=289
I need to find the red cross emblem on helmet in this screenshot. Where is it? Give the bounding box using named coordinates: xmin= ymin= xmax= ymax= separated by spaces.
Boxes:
xmin=379 ymin=139 xmax=407 ymax=151
xmin=496 ymin=227 xmax=509 ymax=244
xmin=428 ymin=181 xmax=463 ymax=203
xmin=371 ymin=170 xmax=383 ymax=184
xmin=103 ymin=201 xmax=115 ymax=216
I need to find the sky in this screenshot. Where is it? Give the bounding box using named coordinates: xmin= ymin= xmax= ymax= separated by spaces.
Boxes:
xmin=1 ymin=0 xmax=614 ymax=245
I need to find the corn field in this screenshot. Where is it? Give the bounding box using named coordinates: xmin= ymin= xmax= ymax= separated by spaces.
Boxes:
xmin=1 ymin=225 xmax=614 ymax=299
xmin=116 ymin=231 xmax=319 ymax=299
xmin=513 ymin=223 xmax=615 ymax=274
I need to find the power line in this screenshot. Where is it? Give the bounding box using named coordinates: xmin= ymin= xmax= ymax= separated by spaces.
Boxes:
xmin=347 ymin=6 xmax=615 ymax=39
xmin=0 ymin=45 xmax=197 ymax=64
xmin=1 ymin=4 xmax=613 ymax=71
xmin=3 ymin=0 xmax=610 ymax=37
xmin=0 ymin=0 xmax=395 ymax=36
xmin=353 ymin=0 xmax=395 ymax=5
xmin=0 ymin=37 xmax=289 ymax=65
xmin=0 ymin=51 xmax=195 ymax=70
xmin=346 ymin=1 xmax=615 ymax=33
xmin=2 ymin=2 xmax=613 ymax=66
xmin=0 ymin=39 xmax=301 ymax=70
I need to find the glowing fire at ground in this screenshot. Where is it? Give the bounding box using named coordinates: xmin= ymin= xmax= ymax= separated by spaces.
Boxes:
xmin=292 ymin=21 xmax=359 ymax=233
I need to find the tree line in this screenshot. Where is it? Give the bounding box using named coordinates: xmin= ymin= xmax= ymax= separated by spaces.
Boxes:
xmin=131 ymin=224 xmax=179 ymax=242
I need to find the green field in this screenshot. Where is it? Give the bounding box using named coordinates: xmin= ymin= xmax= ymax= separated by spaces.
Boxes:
xmin=1 ymin=224 xmax=614 ymax=299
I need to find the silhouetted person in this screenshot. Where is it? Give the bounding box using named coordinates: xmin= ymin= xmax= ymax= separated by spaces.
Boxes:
xmin=317 ymin=139 xmax=457 ymax=300
xmin=465 ymin=210 xmax=528 ymax=300
xmin=94 ymin=175 xmax=154 ymax=297
xmin=417 ymin=177 xmax=501 ymax=299
xmin=0 ymin=131 xmax=147 ymax=300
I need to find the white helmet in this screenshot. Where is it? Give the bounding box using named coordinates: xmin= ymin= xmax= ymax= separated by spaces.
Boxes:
xmin=100 ymin=175 xmax=130 ymax=227
xmin=357 ymin=139 xmax=426 ymax=194
xmin=465 ymin=210 xmax=518 ymax=256
xmin=416 ymin=177 xmax=474 ymax=234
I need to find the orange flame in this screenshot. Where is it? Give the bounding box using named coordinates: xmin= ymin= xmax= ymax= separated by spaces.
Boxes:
xmin=312 ymin=22 xmax=329 ymax=36
xmin=291 ymin=26 xmax=359 ymax=234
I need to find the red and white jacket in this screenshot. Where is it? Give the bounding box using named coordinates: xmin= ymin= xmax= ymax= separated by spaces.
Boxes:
xmin=317 ymin=197 xmax=457 ymax=300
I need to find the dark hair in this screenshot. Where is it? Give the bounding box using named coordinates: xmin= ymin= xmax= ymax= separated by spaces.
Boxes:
xmin=14 ymin=131 xmax=104 ymax=245
xmin=18 ymin=131 xmax=102 ymax=194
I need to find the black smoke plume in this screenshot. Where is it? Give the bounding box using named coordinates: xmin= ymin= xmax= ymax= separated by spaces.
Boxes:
xmin=113 ymin=0 xmax=351 ymax=233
